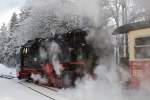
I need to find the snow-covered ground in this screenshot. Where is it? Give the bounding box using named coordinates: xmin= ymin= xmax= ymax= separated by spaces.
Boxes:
xmin=0 ymin=64 xmax=16 ymax=77
xmin=0 ymin=78 xmax=54 ymax=100
xmin=0 ymin=64 xmax=69 ymax=100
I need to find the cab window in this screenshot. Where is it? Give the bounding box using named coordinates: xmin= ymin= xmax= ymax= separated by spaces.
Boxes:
xmin=23 ymin=48 xmax=28 ymax=54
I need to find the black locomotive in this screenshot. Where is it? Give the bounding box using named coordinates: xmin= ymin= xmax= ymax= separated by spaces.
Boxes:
xmin=17 ymin=29 xmax=96 ymax=88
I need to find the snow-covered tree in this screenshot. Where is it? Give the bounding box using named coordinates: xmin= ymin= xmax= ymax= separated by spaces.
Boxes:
xmin=15 ymin=0 xmax=111 ymax=44
xmin=132 ymin=0 xmax=150 ymax=21
xmin=10 ymin=13 xmax=18 ymax=32
xmin=0 ymin=23 xmax=9 ymax=63
xmin=1 ymin=12 xmax=20 ymax=67
xmin=19 ymin=8 xmax=31 ymax=23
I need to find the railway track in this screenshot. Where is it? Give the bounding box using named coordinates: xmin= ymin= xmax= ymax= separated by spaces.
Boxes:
xmin=0 ymin=74 xmax=58 ymax=91
xmin=18 ymin=81 xmax=58 ymax=92
xmin=0 ymin=74 xmax=62 ymax=100
xmin=17 ymin=81 xmax=56 ymax=100
xmin=36 ymin=84 xmax=58 ymax=92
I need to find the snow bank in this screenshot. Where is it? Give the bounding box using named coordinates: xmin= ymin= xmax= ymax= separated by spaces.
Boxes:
xmin=0 ymin=64 xmax=16 ymax=77
xmin=0 ymin=78 xmax=52 ymax=100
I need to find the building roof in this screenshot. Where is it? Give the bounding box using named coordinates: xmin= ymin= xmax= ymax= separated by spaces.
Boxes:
xmin=112 ymin=21 xmax=150 ymax=35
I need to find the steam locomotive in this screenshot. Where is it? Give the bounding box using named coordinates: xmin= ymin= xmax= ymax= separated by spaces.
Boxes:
xmin=17 ymin=29 xmax=96 ymax=88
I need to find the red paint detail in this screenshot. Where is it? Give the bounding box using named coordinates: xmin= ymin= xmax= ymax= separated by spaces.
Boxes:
xmin=42 ymin=64 xmax=53 ymax=76
xmin=17 ymin=67 xmax=42 ymax=79
xmin=17 ymin=72 xmax=20 ymax=77
xmin=18 ymin=60 xmax=86 ymax=88
xmin=69 ymin=60 xmax=85 ymax=65
xmin=42 ymin=64 xmax=62 ymax=88
xmin=129 ymin=60 xmax=150 ymax=88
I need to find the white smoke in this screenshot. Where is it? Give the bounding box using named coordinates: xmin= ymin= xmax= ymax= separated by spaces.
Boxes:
xmin=16 ymin=0 xmax=111 ymax=45
xmin=59 ymin=55 xmax=150 ymax=100
xmin=139 ymin=65 xmax=150 ymax=92
xmin=31 ymin=73 xmax=42 ymax=82
xmin=59 ymin=64 xmax=124 ymax=100
xmin=49 ymin=41 xmax=63 ymax=76
xmin=39 ymin=41 xmax=63 ymax=76
xmin=39 ymin=47 xmax=48 ymax=60
xmin=31 ymin=73 xmax=48 ymax=84
xmin=52 ymin=56 xmax=62 ymax=76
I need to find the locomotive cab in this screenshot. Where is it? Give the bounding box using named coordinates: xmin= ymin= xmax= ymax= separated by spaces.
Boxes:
xmin=18 ymin=38 xmax=45 ymax=79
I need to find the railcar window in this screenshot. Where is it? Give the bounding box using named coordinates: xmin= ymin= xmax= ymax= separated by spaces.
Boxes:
xmin=135 ymin=37 xmax=150 ymax=45
xmin=135 ymin=36 xmax=150 ymax=59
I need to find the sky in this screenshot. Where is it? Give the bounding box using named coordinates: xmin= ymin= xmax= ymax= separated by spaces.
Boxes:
xmin=0 ymin=0 xmax=25 ymax=26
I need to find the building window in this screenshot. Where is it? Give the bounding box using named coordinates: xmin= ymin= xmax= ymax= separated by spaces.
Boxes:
xmin=135 ymin=36 xmax=150 ymax=59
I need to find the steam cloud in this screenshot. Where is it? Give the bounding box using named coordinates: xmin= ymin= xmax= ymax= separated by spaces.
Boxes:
xmin=49 ymin=42 xmax=62 ymax=76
